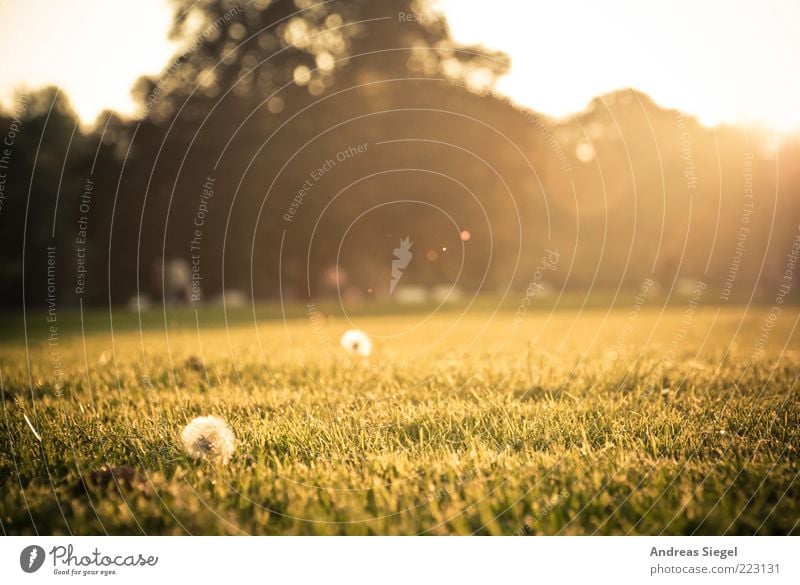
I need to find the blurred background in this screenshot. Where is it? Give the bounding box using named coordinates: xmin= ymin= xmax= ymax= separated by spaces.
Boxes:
xmin=0 ymin=0 xmax=798 ymax=312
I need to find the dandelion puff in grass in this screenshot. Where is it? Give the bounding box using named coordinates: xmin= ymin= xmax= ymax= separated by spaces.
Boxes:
xmin=181 ymin=415 xmax=235 ymax=464
xmin=340 ymin=329 xmax=372 ymax=357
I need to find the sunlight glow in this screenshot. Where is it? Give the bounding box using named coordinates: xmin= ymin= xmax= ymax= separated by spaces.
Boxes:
xmin=0 ymin=0 xmax=177 ymax=124
xmin=437 ymin=0 xmax=800 ymax=133
xmin=0 ymin=0 xmax=798 ymax=133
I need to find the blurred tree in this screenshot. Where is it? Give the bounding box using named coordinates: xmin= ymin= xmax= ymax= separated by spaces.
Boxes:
xmin=0 ymin=88 xmax=106 ymax=308
xmin=1 ymin=1 xmax=797 ymax=310
xmin=116 ymin=0 xmax=511 ymax=303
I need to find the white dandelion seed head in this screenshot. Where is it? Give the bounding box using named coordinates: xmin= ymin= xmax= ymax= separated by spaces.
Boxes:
xmin=340 ymin=329 xmax=372 ymax=357
xmin=180 ymin=415 xmax=236 ymax=464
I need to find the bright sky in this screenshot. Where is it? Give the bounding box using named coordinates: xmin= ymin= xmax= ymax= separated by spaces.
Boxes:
xmin=439 ymin=0 xmax=800 ymax=132
xmin=0 ymin=0 xmax=798 ymax=132
xmin=0 ymin=0 xmax=177 ymax=124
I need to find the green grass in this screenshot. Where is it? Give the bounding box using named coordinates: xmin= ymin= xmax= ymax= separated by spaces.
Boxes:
xmin=1 ymin=303 xmax=798 ymax=535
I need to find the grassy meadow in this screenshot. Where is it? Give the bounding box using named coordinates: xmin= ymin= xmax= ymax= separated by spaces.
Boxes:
xmin=1 ymin=299 xmax=799 ymax=535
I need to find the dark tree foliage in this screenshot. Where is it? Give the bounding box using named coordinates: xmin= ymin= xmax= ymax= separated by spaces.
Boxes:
xmin=0 ymin=0 xmax=798 ymax=309
xmin=114 ymin=0 xmax=514 ymax=303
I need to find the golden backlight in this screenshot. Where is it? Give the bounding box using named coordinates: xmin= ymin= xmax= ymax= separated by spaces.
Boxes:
xmin=0 ymin=0 xmax=798 ymax=132
xmin=0 ymin=0 xmax=177 ymax=124
xmin=438 ymin=0 xmax=800 ymax=133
